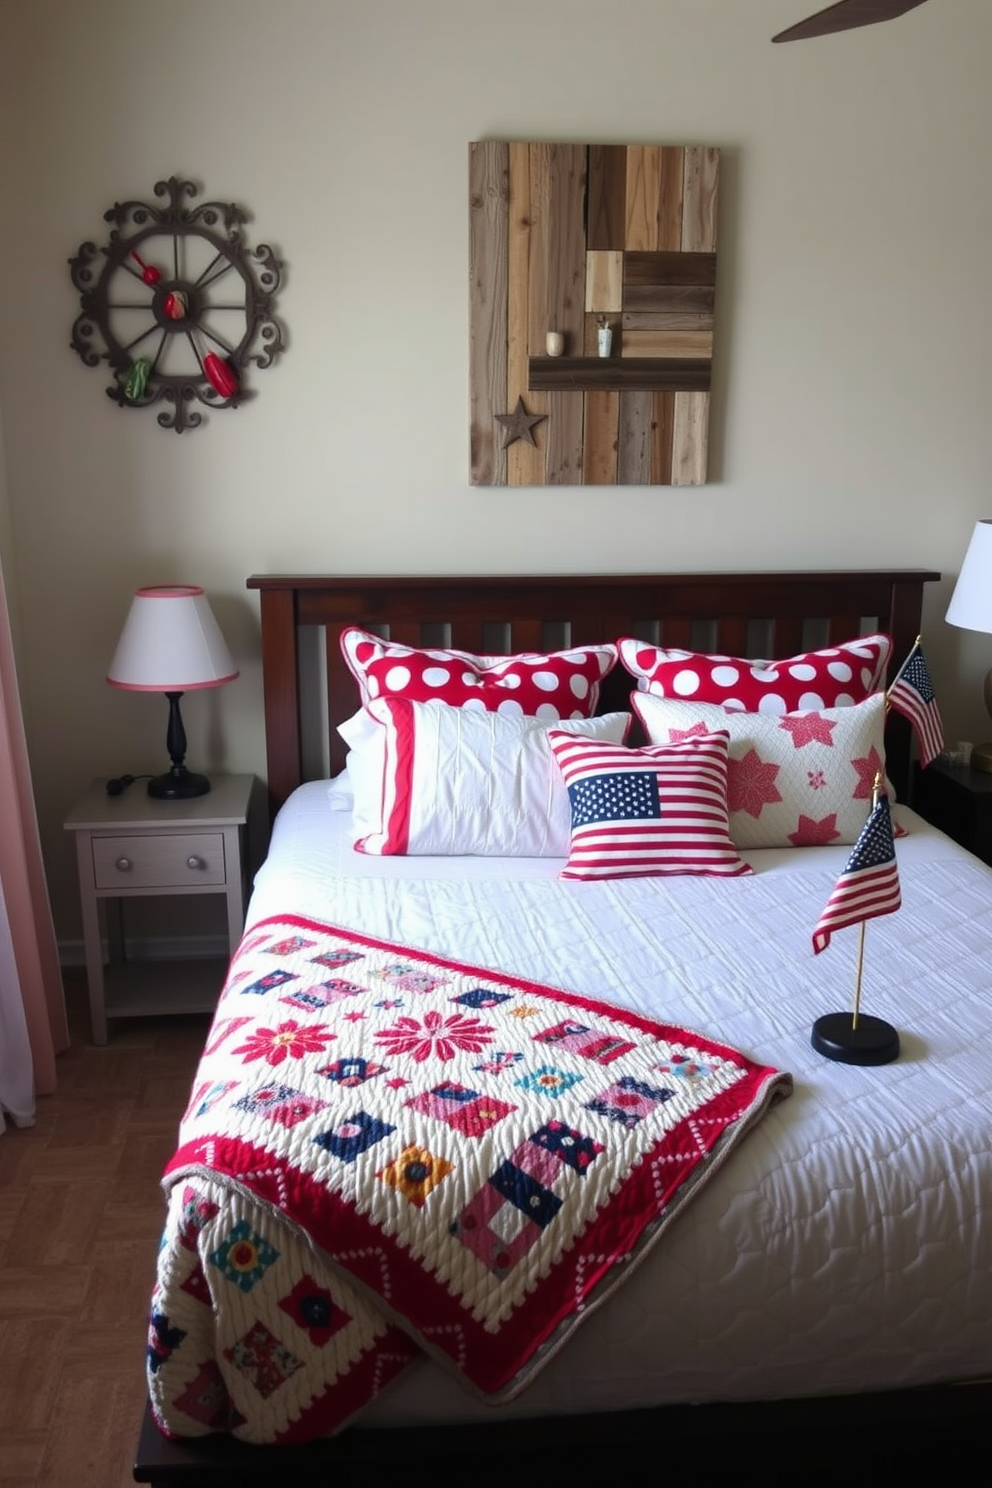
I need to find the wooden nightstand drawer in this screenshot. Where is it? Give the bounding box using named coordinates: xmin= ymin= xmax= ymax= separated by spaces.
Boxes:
xmin=91 ymin=832 xmax=227 ymax=888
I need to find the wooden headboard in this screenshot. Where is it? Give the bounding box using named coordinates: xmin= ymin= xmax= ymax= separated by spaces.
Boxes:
xmin=246 ymin=570 xmax=940 ymax=816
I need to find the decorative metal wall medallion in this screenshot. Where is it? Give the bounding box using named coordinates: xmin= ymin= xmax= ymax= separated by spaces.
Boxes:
xmin=69 ymin=176 xmax=285 ymax=433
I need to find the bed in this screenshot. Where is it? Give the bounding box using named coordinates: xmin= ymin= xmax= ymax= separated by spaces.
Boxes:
xmin=136 ymin=567 xmax=992 ymax=1483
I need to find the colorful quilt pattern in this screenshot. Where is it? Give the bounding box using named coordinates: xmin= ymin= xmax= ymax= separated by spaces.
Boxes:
xmin=150 ymin=915 xmax=791 ymax=1443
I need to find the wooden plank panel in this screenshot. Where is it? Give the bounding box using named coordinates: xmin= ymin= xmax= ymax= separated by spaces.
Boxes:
xmin=651 ymin=392 xmax=675 ymax=485
xmin=678 ymin=152 xmax=717 ymax=482
xmin=623 ymin=329 xmax=713 ymax=359
xmin=507 ymin=142 xmax=545 ymax=487
xmin=470 ymin=139 xmax=719 ymax=488
xmin=469 ymin=141 xmax=509 ymax=487
xmin=585 ymin=251 xmax=623 ymax=313
xmin=583 ymin=390 xmax=619 ymax=485
xmin=545 ymin=144 xmax=586 ymax=483
xmin=671 ymin=391 xmax=710 ymax=486
xmin=587 ymin=144 xmax=627 ymax=250
xmin=682 ymin=146 xmax=720 ymax=253
xmin=625 ymin=288 xmax=718 ymax=316
xmin=623 ymin=299 xmax=714 ymax=330
xmin=527 ymin=143 xmax=552 ymax=358
xmin=624 ymin=251 xmax=717 ymax=287
xmin=625 ymin=146 xmax=661 ymax=251
xmin=617 ymin=390 xmax=653 ymax=484
xmin=529 ymin=357 xmax=710 ymax=392
xmin=547 ymin=144 xmax=587 ymax=343
xmin=675 ymin=150 xmax=713 ymax=479
xmin=658 ymin=145 xmax=686 ymax=251
xmin=546 ymin=390 xmax=583 ymax=485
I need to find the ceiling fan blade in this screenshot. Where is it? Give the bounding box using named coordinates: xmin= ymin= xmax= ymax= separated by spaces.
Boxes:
xmin=772 ymin=0 xmax=929 ymax=43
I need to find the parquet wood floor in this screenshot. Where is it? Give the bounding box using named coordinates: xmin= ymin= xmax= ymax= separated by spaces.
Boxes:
xmin=0 ymin=973 xmax=208 ymax=1488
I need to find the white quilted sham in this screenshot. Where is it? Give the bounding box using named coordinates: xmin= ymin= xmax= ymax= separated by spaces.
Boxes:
xmin=187 ymin=781 xmax=992 ymax=1427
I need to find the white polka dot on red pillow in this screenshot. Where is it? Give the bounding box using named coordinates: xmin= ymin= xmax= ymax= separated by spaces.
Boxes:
xmin=617 ymin=634 xmax=891 ymax=713
xmin=341 ymin=627 xmax=617 ymax=721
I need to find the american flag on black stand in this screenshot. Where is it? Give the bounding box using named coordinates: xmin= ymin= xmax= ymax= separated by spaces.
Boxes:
xmin=886 ymin=641 xmax=944 ymax=768
xmin=812 ymin=792 xmax=901 ymax=954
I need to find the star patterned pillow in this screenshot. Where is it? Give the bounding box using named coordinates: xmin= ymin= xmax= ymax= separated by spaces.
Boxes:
xmin=631 ymin=691 xmax=888 ymax=850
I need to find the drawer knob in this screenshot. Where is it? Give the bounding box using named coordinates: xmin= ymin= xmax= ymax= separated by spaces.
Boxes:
xmin=187 ymin=855 xmax=204 ymax=870
xmin=115 ymin=856 xmax=132 ymax=872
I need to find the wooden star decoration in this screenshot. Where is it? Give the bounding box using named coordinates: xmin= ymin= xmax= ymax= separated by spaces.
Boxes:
xmin=495 ymin=396 xmax=546 ymax=449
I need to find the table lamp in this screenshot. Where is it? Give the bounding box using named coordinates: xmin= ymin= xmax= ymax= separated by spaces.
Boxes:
xmin=946 ymin=518 xmax=992 ymax=774
xmin=107 ymin=585 xmax=239 ymax=798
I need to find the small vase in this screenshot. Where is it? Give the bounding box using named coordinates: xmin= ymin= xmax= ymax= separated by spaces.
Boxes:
xmin=546 ymin=331 xmax=564 ymax=357
xmin=597 ymin=325 xmax=613 ymax=358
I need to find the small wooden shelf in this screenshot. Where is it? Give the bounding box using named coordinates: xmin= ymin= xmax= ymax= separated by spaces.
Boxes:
xmin=527 ymin=356 xmax=711 ymax=393
xmin=103 ymin=958 xmax=228 ymax=1019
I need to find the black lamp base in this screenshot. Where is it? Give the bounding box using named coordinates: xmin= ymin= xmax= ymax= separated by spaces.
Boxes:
xmin=811 ymin=1012 xmax=900 ymax=1066
xmin=148 ymin=766 xmax=211 ymax=800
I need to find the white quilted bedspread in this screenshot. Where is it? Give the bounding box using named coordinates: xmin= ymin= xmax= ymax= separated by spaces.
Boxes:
xmin=196 ymin=783 xmax=992 ymax=1426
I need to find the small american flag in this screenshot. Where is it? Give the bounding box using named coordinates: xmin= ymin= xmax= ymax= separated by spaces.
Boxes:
xmin=812 ymin=793 xmax=901 ymax=954
xmin=548 ymin=730 xmax=750 ymax=880
xmin=887 ymin=644 xmax=944 ymax=769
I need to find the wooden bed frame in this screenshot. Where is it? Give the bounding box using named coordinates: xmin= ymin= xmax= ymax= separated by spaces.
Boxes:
xmin=137 ymin=565 xmax=992 ymax=1486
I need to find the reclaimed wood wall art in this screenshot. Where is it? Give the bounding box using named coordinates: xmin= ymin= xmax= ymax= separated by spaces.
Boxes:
xmin=469 ymin=141 xmax=720 ymax=487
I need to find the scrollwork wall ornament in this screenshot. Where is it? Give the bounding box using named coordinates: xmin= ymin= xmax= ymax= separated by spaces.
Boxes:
xmin=69 ymin=176 xmax=286 ymax=433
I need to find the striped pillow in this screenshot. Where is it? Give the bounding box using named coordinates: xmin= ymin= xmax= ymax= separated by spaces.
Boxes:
xmin=547 ymin=729 xmax=751 ymax=882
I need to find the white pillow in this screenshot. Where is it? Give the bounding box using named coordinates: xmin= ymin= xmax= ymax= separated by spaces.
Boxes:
xmin=339 ymin=700 xmax=631 ymax=856
xmin=632 ymin=691 xmax=887 ymax=850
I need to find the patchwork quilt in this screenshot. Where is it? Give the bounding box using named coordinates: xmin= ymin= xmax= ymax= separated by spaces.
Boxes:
xmin=148 ymin=915 xmax=791 ymax=1443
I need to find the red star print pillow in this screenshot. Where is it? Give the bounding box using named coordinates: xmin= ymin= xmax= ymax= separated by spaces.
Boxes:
xmin=618 ymin=634 xmax=891 ymax=712
xmin=341 ymin=627 xmax=616 ymax=720
xmin=632 ymin=691 xmax=888 ymax=850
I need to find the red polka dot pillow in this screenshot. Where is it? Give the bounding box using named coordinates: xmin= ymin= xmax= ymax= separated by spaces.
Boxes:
xmin=632 ymin=691 xmax=887 ymax=850
xmin=341 ymin=627 xmax=617 ymax=721
xmin=618 ymin=634 xmax=891 ymax=713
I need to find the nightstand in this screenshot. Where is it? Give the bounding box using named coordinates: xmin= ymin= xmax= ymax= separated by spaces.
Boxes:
xmin=912 ymin=757 xmax=992 ymax=868
xmin=64 ymin=774 xmax=258 ymax=1043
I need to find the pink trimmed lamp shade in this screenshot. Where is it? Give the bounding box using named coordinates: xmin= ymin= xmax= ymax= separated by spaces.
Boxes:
xmin=946 ymin=520 xmax=992 ymax=775
xmin=107 ymin=585 xmax=239 ymax=798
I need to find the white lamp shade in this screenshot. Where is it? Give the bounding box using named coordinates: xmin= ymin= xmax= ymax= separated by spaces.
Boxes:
xmin=946 ymin=520 xmax=992 ymax=637
xmin=107 ymin=585 xmax=239 ymax=692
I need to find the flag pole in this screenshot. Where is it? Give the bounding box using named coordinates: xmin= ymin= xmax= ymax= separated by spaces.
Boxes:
xmin=851 ymin=922 xmax=866 ymax=1031
xmin=811 ymin=773 xmax=900 ymax=1066
xmin=885 ymin=634 xmax=922 ymax=702
xmin=849 ymin=773 xmax=882 ymax=1031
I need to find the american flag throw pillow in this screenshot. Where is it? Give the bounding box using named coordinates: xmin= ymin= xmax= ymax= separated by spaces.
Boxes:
xmin=547 ymin=729 xmax=751 ymax=882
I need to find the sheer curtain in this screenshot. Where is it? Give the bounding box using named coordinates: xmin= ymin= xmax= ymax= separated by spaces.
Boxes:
xmin=0 ymin=548 xmax=68 ymax=1131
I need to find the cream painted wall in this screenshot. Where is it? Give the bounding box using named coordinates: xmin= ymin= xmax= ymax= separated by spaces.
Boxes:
xmin=1 ymin=0 xmax=991 ymax=942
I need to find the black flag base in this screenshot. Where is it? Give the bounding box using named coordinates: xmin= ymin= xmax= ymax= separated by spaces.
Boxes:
xmin=811 ymin=1012 xmax=900 ymax=1066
